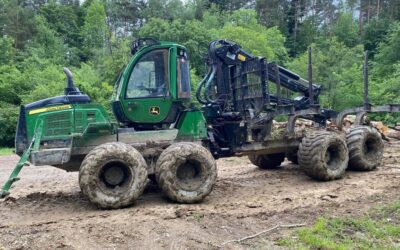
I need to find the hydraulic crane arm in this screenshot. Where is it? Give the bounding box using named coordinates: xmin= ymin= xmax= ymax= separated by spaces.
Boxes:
xmin=196 ymin=39 xmax=321 ymax=109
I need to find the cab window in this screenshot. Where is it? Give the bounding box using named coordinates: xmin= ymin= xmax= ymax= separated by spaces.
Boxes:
xmin=176 ymin=50 xmax=191 ymax=99
xmin=126 ymin=49 xmax=169 ymax=98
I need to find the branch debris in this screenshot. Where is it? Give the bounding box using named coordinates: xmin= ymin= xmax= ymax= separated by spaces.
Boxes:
xmin=220 ymin=223 xmax=307 ymax=247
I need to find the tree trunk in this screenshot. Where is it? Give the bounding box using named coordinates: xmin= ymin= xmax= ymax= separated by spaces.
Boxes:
xmin=294 ymin=0 xmax=300 ymax=48
xmin=377 ymin=0 xmax=380 ymax=20
xmin=367 ymin=0 xmax=371 ymax=23
xmin=358 ymin=2 xmax=363 ymax=34
xmin=105 ymin=17 xmax=113 ymax=57
xmin=14 ymin=10 xmax=19 ymax=49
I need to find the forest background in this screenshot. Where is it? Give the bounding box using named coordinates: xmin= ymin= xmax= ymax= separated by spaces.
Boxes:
xmin=1 ymin=0 xmax=400 ymax=147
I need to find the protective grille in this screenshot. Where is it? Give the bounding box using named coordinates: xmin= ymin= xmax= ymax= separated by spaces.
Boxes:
xmin=230 ymin=58 xmax=267 ymax=114
xmin=75 ymin=111 xmax=85 ymax=133
xmin=45 ymin=112 xmax=72 ymax=136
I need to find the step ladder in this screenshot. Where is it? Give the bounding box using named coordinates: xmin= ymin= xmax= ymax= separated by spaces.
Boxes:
xmin=0 ymin=121 xmax=43 ymax=198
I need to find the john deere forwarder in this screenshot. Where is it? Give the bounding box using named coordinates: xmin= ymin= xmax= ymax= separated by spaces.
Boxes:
xmin=1 ymin=38 xmax=399 ymax=208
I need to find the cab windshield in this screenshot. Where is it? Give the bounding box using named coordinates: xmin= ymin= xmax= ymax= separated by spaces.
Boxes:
xmin=126 ymin=49 xmax=169 ymax=98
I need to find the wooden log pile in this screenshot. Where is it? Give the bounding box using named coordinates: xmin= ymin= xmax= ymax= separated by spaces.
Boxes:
xmin=272 ymin=117 xmax=400 ymax=140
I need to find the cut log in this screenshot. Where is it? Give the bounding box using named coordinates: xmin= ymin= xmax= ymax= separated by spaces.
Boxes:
xmin=387 ymin=129 xmax=400 ymax=140
xmin=371 ymin=121 xmax=389 ymax=136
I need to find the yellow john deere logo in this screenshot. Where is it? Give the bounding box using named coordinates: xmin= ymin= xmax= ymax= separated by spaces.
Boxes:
xmin=149 ymin=106 xmax=160 ymax=115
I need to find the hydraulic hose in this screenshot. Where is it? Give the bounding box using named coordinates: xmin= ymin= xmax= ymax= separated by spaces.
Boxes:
xmin=196 ymin=68 xmax=212 ymax=104
xmin=204 ymin=64 xmax=218 ymax=104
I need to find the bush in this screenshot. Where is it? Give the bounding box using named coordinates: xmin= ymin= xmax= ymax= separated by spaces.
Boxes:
xmin=0 ymin=102 xmax=19 ymax=147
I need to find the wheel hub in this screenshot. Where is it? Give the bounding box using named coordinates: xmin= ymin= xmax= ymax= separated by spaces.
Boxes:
xmin=100 ymin=161 xmax=131 ymax=188
xmin=176 ymin=160 xmax=204 ymax=190
xmin=104 ymin=166 xmax=124 ymax=186
xmin=325 ymin=144 xmax=341 ymax=170
xmin=363 ymin=137 xmax=380 ymax=160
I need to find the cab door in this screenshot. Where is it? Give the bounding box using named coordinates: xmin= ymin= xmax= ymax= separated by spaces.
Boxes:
xmin=122 ymin=48 xmax=173 ymax=124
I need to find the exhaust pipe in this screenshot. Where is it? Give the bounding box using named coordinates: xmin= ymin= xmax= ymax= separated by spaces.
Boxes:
xmin=63 ymin=67 xmax=80 ymax=95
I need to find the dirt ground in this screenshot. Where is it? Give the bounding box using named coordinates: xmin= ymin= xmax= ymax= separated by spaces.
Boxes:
xmin=1 ymin=140 xmax=400 ymax=250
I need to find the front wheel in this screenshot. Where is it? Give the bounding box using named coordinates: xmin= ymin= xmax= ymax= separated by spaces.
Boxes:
xmin=156 ymin=142 xmax=217 ymax=203
xmin=79 ymin=142 xmax=148 ymax=209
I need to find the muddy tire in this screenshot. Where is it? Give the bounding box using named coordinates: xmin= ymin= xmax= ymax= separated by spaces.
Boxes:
xmin=346 ymin=126 xmax=384 ymax=171
xmin=286 ymin=150 xmax=298 ymax=164
xmin=155 ymin=142 xmax=217 ymax=203
xmin=79 ymin=142 xmax=147 ymax=209
xmin=248 ymin=153 xmax=285 ymax=169
xmin=298 ymin=131 xmax=349 ymax=181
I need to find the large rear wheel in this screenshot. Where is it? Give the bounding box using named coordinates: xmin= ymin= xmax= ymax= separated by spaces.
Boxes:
xmin=346 ymin=126 xmax=384 ymax=171
xmin=248 ymin=153 xmax=285 ymax=169
xmin=79 ymin=142 xmax=147 ymax=209
xmin=156 ymin=142 xmax=217 ymax=203
xmin=298 ymin=131 xmax=349 ymax=181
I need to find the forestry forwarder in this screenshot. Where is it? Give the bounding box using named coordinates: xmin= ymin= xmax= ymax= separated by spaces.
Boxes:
xmin=1 ymin=38 xmax=399 ymax=208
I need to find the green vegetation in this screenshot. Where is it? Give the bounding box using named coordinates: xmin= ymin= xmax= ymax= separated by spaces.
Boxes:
xmin=1 ymin=0 xmax=400 ymax=147
xmin=280 ymin=201 xmax=400 ymax=249
xmin=0 ymin=148 xmax=14 ymax=156
xmin=191 ymin=212 xmax=204 ymax=223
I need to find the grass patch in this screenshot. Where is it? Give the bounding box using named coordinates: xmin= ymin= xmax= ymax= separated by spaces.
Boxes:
xmin=191 ymin=212 xmax=204 ymax=222
xmin=0 ymin=148 xmax=14 ymax=155
xmin=279 ymin=201 xmax=400 ymax=250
